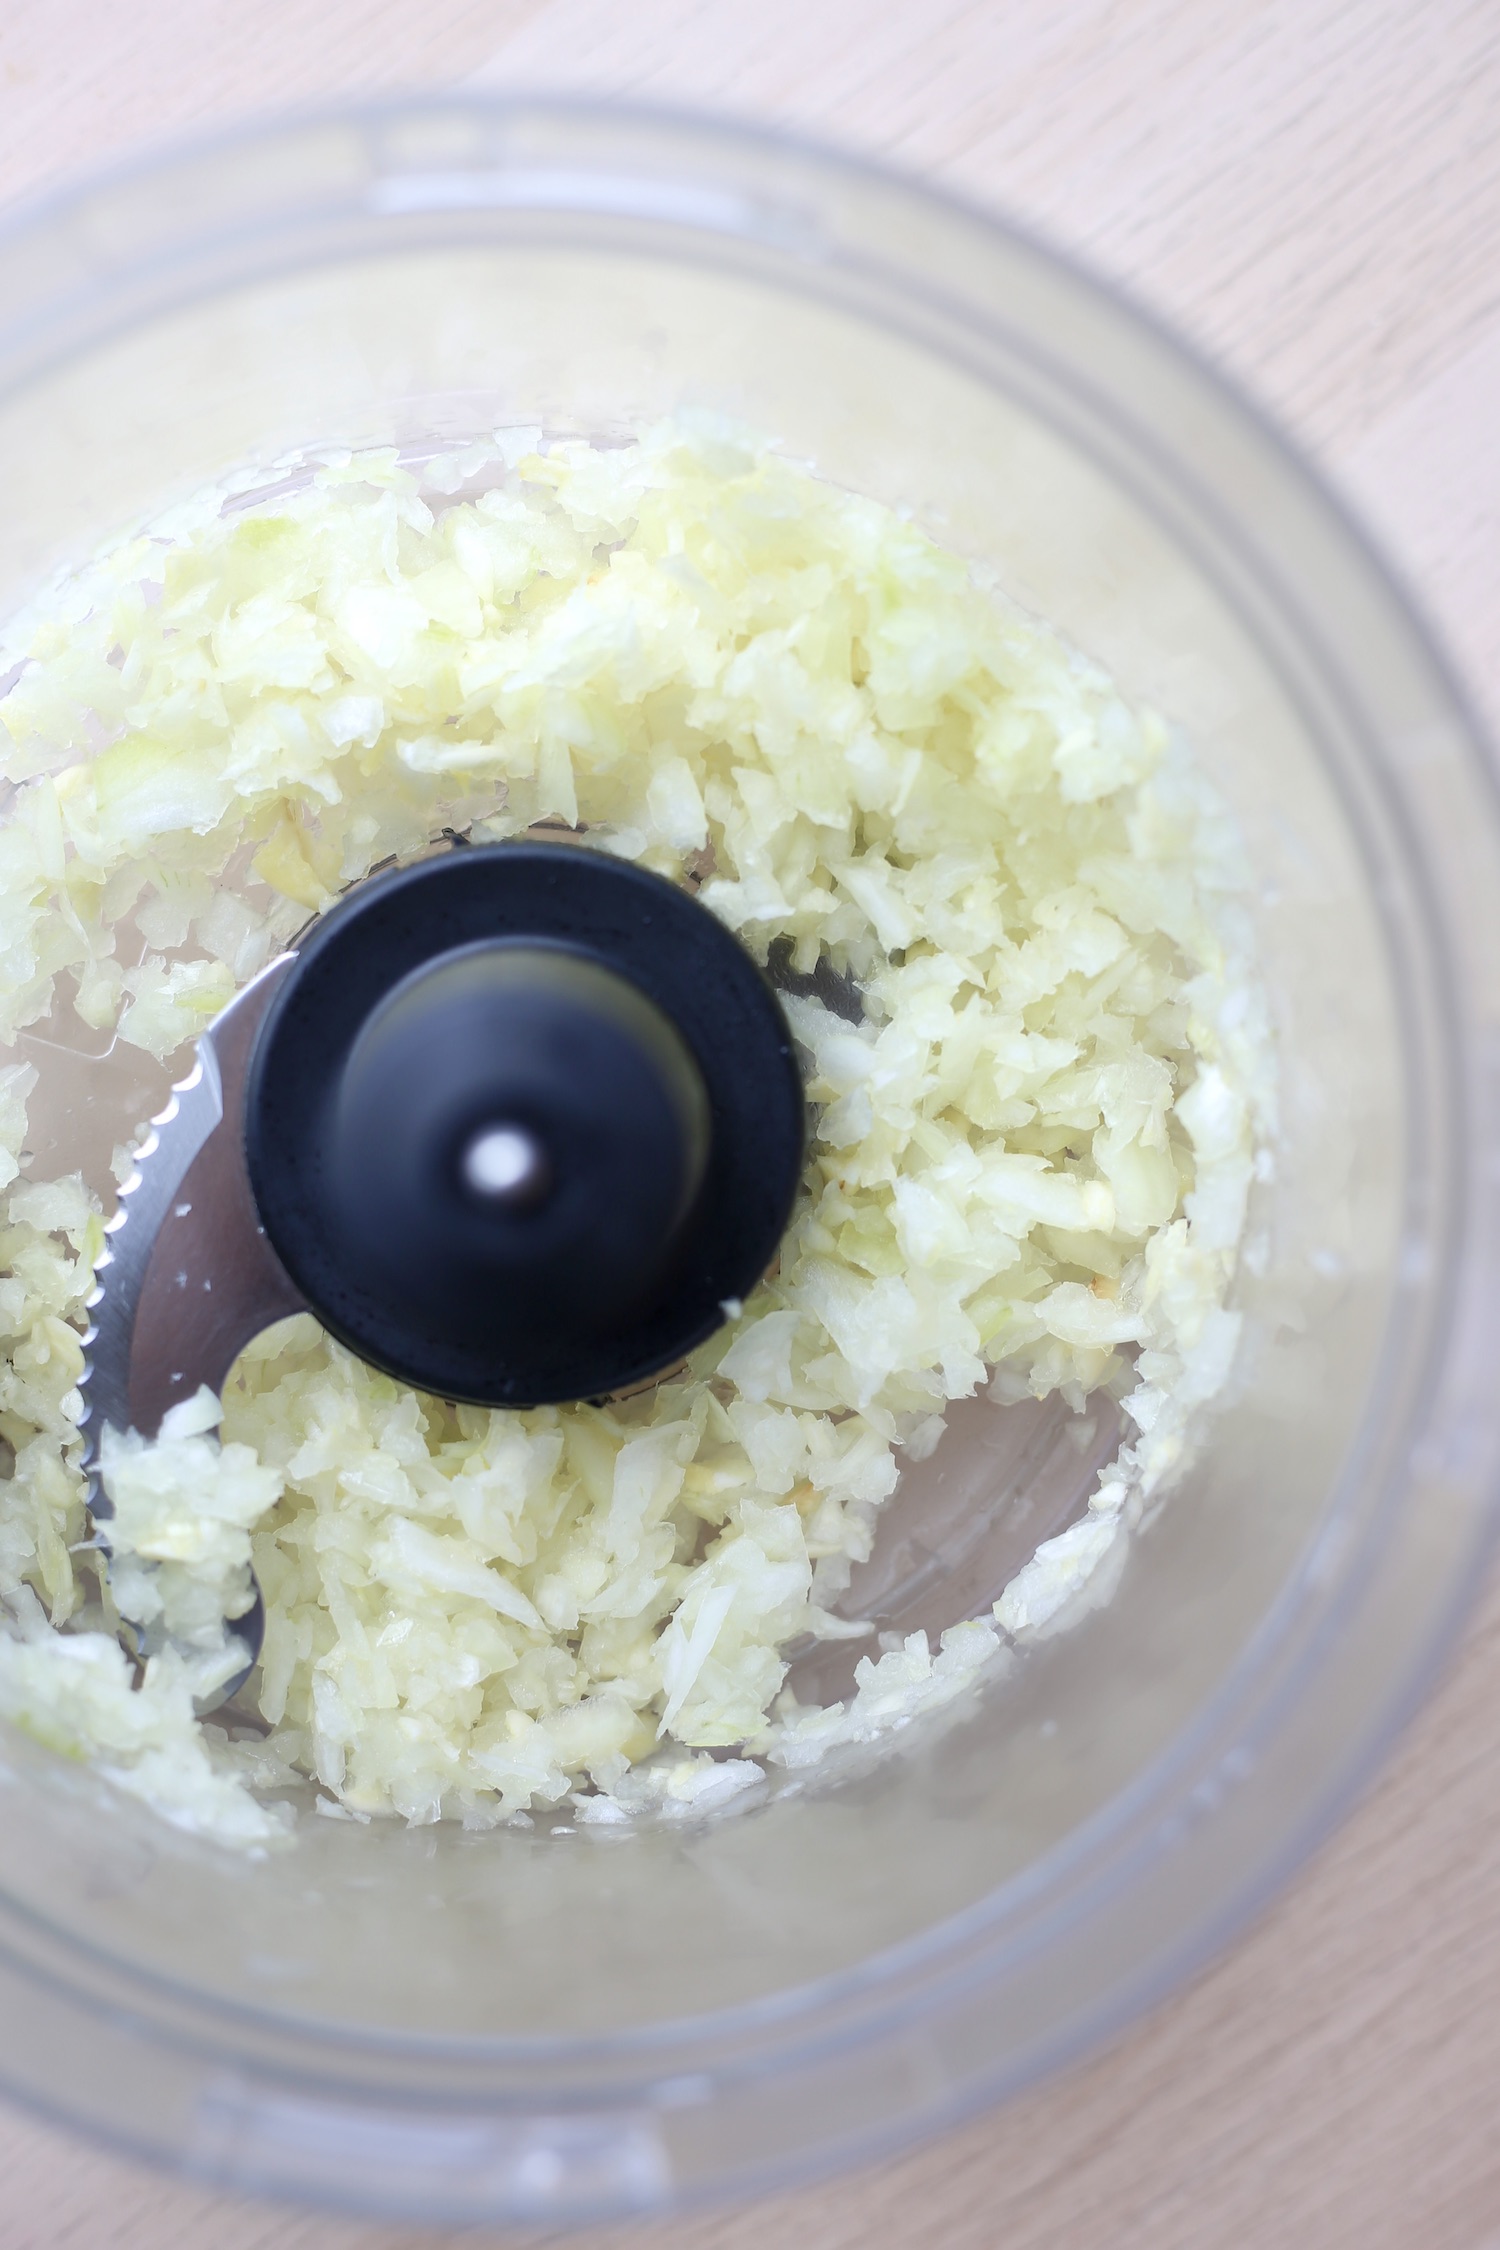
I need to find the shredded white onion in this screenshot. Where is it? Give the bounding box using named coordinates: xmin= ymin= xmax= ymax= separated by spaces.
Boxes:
xmin=0 ymin=421 xmax=1273 ymax=1844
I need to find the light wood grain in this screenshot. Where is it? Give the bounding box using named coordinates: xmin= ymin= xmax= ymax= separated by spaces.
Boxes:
xmin=2 ymin=4 xmax=1499 ymax=2245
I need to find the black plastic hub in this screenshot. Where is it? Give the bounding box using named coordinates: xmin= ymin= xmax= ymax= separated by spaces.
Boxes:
xmin=244 ymin=843 xmax=805 ymax=1407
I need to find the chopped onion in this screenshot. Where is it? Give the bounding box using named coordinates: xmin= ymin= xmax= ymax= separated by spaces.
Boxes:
xmin=0 ymin=421 xmax=1273 ymax=1842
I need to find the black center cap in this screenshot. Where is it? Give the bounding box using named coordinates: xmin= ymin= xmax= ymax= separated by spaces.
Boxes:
xmin=244 ymin=843 xmax=806 ymax=1407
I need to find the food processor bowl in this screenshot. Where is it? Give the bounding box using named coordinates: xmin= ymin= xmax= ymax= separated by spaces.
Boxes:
xmin=0 ymin=98 xmax=1497 ymax=2225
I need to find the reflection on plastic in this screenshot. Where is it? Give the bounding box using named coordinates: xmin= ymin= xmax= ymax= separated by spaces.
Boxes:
xmin=367 ymin=165 xmax=825 ymax=261
xmin=192 ymin=2073 xmax=671 ymax=2220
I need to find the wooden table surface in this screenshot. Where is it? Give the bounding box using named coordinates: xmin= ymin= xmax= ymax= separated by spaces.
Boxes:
xmin=3 ymin=2 xmax=1500 ymax=2244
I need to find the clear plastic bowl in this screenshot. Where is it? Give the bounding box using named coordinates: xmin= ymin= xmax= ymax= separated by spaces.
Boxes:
xmin=0 ymin=97 xmax=1498 ymax=2227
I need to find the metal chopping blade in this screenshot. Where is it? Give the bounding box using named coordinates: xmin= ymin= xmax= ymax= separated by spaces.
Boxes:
xmin=80 ymin=953 xmax=307 ymax=1701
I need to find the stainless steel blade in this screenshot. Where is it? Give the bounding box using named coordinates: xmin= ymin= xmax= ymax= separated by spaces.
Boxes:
xmin=81 ymin=953 xmax=307 ymax=1703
